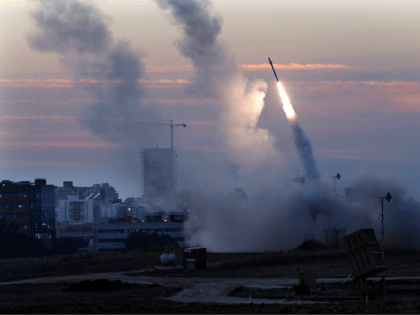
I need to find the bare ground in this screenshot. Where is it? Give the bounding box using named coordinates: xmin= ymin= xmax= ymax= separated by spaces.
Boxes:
xmin=0 ymin=249 xmax=419 ymax=313
xmin=0 ymin=282 xmax=419 ymax=314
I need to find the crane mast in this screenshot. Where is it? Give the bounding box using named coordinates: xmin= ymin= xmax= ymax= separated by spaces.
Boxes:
xmin=136 ymin=120 xmax=186 ymax=151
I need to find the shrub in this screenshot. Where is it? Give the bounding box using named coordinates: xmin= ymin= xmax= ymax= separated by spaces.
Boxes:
xmin=125 ymin=232 xmax=178 ymax=250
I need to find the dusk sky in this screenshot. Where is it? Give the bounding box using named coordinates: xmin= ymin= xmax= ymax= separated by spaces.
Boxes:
xmin=1 ymin=0 xmax=420 ymax=200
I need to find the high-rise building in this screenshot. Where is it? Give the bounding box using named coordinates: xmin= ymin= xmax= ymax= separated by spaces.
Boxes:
xmin=0 ymin=179 xmax=56 ymax=240
xmin=140 ymin=148 xmax=176 ymax=197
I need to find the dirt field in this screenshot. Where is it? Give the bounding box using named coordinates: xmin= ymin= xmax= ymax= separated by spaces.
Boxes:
xmin=0 ymin=249 xmax=418 ymax=313
xmin=0 ymin=281 xmax=419 ymax=314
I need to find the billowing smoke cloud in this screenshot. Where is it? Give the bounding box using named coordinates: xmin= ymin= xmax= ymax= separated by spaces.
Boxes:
xmin=155 ymin=0 xmax=234 ymax=99
xmin=154 ymin=0 xmax=283 ymax=193
xmin=291 ymin=123 xmax=320 ymax=181
xmin=343 ymin=176 xmax=420 ymax=251
xmin=184 ymin=175 xmax=420 ymax=252
xmin=30 ymin=0 xmax=162 ymax=194
xmin=152 ymin=0 xmax=418 ymax=252
xmin=30 ymin=0 xmax=161 ymax=146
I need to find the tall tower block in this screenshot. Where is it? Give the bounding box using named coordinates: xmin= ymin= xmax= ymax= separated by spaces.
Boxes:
xmin=140 ymin=148 xmax=177 ymax=197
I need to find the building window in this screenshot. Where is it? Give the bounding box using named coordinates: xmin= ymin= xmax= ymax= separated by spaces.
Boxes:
xmin=0 ymin=203 xmax=28 ymax=209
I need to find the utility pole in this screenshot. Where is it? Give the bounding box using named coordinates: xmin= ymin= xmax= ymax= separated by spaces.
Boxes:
xmin=378 ymin=192 xmax=392 ymax=259
xmin=331 ymin=173 xmax=341 ymax=195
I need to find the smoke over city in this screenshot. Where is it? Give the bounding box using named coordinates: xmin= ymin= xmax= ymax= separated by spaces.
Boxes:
xmin=27 ymin=0 xmax=420 ymax=253
xmin=155 ymin=0 xmax=284 ymax=193
xmin=154 ymin=0 xmax=420 ymax=252
xmin=30 ymin=0 xmax=161 ymax=146
xmin=29 ymin=0 xmax=162 ymax=188
xmin=184 ymin=174 xmax=420 ymax=252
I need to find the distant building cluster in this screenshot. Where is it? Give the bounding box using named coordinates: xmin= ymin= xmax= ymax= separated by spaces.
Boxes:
xmin=0 ymin=147 xmax=194 ymax=250
xmin=55 ymin=181 xmax=121 ymax=225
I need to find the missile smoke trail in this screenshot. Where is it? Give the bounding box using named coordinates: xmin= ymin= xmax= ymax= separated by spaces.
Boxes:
xmin=290 ymin=123 xmax=320 ymax=181
xmin=155 ymin=0 xmax=282 ymax=192
xmin=276 ymin=81 xmax=320 ymax=181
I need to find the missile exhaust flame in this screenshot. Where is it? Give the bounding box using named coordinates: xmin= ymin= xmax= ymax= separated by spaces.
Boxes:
xmin=268 ymin=57 xmax=320 ymax=181
xmin=277 ymin=82 xmax=296 ymax=124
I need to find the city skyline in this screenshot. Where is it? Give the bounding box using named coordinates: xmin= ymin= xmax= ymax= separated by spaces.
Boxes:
xmin=1 ymin=0 xmax=420 ymax=199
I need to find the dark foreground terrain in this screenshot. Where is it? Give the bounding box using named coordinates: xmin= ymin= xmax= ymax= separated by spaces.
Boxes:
xmin=0 ymin=281 xmax=419 ymax=314
xmin=0 ymin=249 xmax=418 ymax=313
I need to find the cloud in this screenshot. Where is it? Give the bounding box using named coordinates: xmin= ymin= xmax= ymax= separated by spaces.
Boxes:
xmin=154 ymin=99 xmax=214 ymax=106
xmin=239 ymin=63 xmax=360 ymax=71
xmin=0 ymin=78 xmax=191 ymax=88
xmin=0 ymin=115 xmax=79 ymax=120
xmin=0 ymin=78 xmax=76 ymax=88
xmin=142 ymin=63 xmax=359 ymax=73
xmin=154 ymin=0 xmax=286 ymax=194
xmin=0 ymin=141 xmax=121 ymax=148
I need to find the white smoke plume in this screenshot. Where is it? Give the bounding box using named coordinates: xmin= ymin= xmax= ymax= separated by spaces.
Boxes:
xmin=291 ymin=122 xmax=321 ymax=181
xmin=275 ymin=81 xmax=320 ymax=181
xmin=184 ymin=175 xmax=420 ymax=252
xmin=154 ymin=0 xmax=420 ymax=252
xmin=154 ymin=0 xmax=283 ymax=193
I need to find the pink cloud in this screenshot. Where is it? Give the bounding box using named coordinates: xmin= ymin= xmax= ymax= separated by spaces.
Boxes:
xmin=0 ymin=141 xmax=121 ymax=148
xmin=0 ymin=116 xmax=78 ymax=120
xmin=138 ymin=79 xmax=191 ymax=84
xmin=239 ymin=63 xmax=359 ymax=71
xmin=143 ymin=63 xmax=358 ymax=72
xmin=0 ymin=78 xmax=75 ymax=88
xmin=154 ymin=99 xmax=215 ymax=106
xmin=0 ymin=78 xmax=191 ymax=88
xmin=278 ymin=80 xmax=420 ymax=113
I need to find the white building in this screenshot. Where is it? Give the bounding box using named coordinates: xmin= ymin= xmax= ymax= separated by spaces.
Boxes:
xmin=99 ymin=203 xmax=119 ymax=218
xmin=94 ymin=211 xmax=187 ymax=251
xmin=56 ymin=195 xmax=94 ymax=224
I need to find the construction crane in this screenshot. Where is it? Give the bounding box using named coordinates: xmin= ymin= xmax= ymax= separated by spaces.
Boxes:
xmin=135 ymin=119 xmax=186 ymax=150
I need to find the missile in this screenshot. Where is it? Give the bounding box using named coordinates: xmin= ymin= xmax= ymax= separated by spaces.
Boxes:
xmin=268 ymin=57 xmax=279 ymax=82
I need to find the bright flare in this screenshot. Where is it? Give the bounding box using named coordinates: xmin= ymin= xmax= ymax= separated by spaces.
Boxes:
xmin=277 ymin=82 xmax=296 ymax=123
